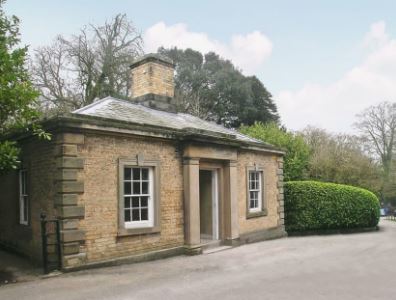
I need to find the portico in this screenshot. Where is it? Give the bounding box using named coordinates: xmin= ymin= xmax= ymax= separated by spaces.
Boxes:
xmin=183 ymin=144 xmax=240 ymax=251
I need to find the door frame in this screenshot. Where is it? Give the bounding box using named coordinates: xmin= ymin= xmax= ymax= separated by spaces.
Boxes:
xmin=199 ymin=166 xmax=221 ymax=240
xmin=211 ymin=169 xmax=219 ymax=240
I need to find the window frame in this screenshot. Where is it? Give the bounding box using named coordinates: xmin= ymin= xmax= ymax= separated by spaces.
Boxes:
xmin=246 ymin=166 xmax=267 ymax=219
xmin=118 ymin=157 xmax=161 ymax=236
xmin=19 ymin=169 xmax=29 ymax=225
xmin=123 ymin=167 xmax=154 ymax=229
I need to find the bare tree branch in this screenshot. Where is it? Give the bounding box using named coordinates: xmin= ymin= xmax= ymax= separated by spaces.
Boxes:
xmin=30 ymin=14 xmax=143 ymax=113
xmin=354 ymin=101 xmax=396 ymax=184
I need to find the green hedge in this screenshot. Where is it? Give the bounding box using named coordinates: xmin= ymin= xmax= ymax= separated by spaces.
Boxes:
xmin=284 ymin=181 xmax=380 ymax=232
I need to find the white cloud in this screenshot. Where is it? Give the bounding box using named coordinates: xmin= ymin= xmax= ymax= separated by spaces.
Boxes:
xmin=144 ymin=22 xmax=272 ymax=74
xmin=363 ymin=21 xmax=389 ymax=48
xmin=277 ymin=21 xmax=396 ymax=133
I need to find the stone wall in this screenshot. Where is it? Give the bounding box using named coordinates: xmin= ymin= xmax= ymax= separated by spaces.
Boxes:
xmin=78 ymin=132 xmax=184 ymax=263
xmin=55 ymin=133 xmax=87 ymax=268
xmin=130 ymin=61 xmax=174 ymax=99
xmin=237 ymin=150 xmax=283 ymax=235
xmin=0 ymin=137 xmax=57 ymax=261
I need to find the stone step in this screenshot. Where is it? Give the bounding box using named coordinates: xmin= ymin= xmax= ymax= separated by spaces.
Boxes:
xmin=203 ymin=245 xmax=232 ymax=254
xmin=200 ymin=239 xmax=221 ymax=251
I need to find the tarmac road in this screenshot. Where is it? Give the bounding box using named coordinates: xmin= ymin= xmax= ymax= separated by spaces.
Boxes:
xmin=1 ymin=219 xmax=395 ymax=300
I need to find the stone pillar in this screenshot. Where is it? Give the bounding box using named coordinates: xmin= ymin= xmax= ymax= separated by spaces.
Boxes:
xmin=224 ymin=160 xmax=239 ymax=243
xmin=55 ymin=133 xmax=86 ymax=269
xmin=276 ymin=156 xmax=286 ymax=231
xmin=183 ymin=157 xmax=201 ymax=248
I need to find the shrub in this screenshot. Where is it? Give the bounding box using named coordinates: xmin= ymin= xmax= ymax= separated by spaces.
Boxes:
xmin=240 ymin=122 xmax=310 ymax=181
xmin=284 ymin=181 xmax=380 ymax=232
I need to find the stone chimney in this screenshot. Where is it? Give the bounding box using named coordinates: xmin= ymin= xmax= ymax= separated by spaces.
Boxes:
xmin=129 ymin=53 xmax=176 ymax=112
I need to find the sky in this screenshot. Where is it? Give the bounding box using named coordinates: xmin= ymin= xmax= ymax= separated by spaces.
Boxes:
xmin=4 ymin=0 xmax=396 ymax=133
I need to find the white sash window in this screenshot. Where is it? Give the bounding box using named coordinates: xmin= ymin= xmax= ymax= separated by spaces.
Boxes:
xmin=123 ymin=167 xmax=154 ymax=228
xmin=19 ymin=169 xmax=29 ymax=225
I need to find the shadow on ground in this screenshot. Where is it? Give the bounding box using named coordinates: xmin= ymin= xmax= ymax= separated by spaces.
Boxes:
xmin=0 ymin=249 xmax=41 ymax=286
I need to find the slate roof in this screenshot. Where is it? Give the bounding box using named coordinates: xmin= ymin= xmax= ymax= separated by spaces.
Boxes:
xmin=73 ymin=96 xmax=279 ymax=151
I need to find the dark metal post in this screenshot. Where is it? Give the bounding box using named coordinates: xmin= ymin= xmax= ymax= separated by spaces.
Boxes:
xmin=40 ymin=213 xmax=48 ymax=274
xmin=55 ymin=219 xmax=62 ymax=270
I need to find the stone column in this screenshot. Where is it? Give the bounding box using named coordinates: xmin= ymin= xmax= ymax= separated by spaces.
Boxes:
xmin=224 ymin=160 xmax=239 ymax=243
xmin=183 ymin=157 xmax=200 ymax=248
xmin=276 ymin=156 xmax=286 ymax=232
xmin=55 ymin=133 xmax=86 ymax=269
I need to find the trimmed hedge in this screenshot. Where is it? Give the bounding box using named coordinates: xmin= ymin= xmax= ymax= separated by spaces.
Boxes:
xmin=284 ymin=181 xmax=380 ymax=232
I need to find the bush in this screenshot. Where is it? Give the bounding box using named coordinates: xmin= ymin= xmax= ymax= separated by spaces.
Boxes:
xmin=284 ymin=181 xmax=380 ymax=232
xmin=240 ymin=122 xmax=310 ymax=181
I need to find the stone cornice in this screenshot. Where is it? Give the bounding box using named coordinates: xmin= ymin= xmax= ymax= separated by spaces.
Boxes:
xmin=8 ymin=113 xmax=286 ymax=155
xmin=129 ymin=53 xmax=175 ymax=69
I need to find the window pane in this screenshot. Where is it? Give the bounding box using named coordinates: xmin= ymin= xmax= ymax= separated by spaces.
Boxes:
xmin=124 ymin=182 xmax=131 ymax=195
xmin=133 ymin=182 xmax=140 ymax=194
xmin=133 ymin=168 xmax=140 ymax=180
xmin=21 ymin=171 xmax=25 ymax=194
xmin=124 ymin=197 xmax=131 ymax=208
xmin=249 ymin=171 xmax=261 ymax=191
xmin=142 ymin=168 xmax=149 ymax=180
xmin=250 ymin=200 xmax=255 ymax=209
xmin=141 ymin=196 xmax=148 ymax=207
xmin=20 ymin=170 xmax=27 ymax=194
xmin=23 ymin=196 xmax=28 ymax=222
xmin=124 ymin=168 xmax=131 ymax=180
xmin=250 ymin=191 xmax=257 ymax=201
xmin=132 ymin=209 xmax=140 ymax=221
xmin=132 ymin=197 xmax=140 ymax=208
xmin=141 ymin=208 xmax=148 ymax=220
xmin=142 ymin=182 xmax=148 ymax=194
xmin=125 ymin=209 xmax=131 ymax=222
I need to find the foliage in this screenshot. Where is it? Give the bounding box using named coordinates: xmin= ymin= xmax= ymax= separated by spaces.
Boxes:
xmin=284 ymin=181 xmax=380 ymax=232
xmin=240 ymin=122 xmax=310 ymax=181
xmin=31 ymin=14 xmax=143 ymax=114
xmin=301 ymin=126 xmax=382 ymax=193
xmin=0 ymin=0 xmax=50 ymax=173
xmin=158 ymin=47 xmax=279 ymax=128
xmin=354 ymin=102 xmax=396 ymax=204
xmin=0 ymin=140 xmax=19 ymax=171
xmin=354 ymin=102 xmax=396 ymax=182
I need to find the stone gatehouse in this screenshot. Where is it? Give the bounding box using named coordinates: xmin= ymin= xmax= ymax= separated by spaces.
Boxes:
xmin=0 ymin=54 xmax=286 ymax=270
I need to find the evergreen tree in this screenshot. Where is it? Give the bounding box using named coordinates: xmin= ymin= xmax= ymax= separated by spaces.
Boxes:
xmin=158 ymin=47 xmax=279 ymax=128
xmin=0 ymin=0 xmax=49 ymax=172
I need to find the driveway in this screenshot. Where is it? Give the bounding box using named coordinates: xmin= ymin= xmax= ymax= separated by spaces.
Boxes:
xmin=1 ymin=219 xmax=395 ymax=300
xmin=0 ymin=249 xmax=41 ymax=286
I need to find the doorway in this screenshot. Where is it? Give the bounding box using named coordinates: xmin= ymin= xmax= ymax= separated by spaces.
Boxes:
xmin=199 ymin=169 xmax=219 ymax=242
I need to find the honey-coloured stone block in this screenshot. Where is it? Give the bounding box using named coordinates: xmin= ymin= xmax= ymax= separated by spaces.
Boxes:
xmin=57 ymin=157 xmax=84 ymax=169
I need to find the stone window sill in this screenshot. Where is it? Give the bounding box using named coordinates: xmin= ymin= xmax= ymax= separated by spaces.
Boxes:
xmin=117 ymin=226 xmax=160 ymax=237
xmin=246 ymin=209 xmax=268 ymax=219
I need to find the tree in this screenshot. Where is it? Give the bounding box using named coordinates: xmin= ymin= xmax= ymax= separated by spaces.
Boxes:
xmin=0 ymin=0 xmax=49 ymax=172
xmin=301 ymin=126 xmax=382 ymax=193
xmin=354 ymin=102 xmax=396 ymax=198
xmin=240 ymin=122 xmax=310 ymax=181
xmin=158 ymin=47 xmax=279 ymax=128
xmin=31 ymin=14 xmax=143 ymax=113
